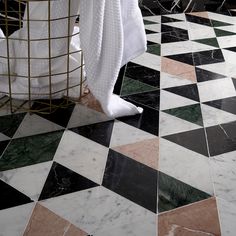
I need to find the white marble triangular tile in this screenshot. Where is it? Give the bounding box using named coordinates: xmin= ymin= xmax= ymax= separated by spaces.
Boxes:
xmin=159 ymin=112 xmax=201 ymax=136
xmin=54 ymin=130 xmax=108 ymax=185
xmin=162 ymin=21 xmax=188 ymax=30
xmin=160 ymin=90 xmax=198 ymax=110
xmin=131 ymin=53 xmax=161 ymax=71
xmin=216 ymin=25 xmax=236 ymax=33
xmin=201 ymin=104 xmax=236 ymax=127
xmin=161 ymin=40 xmax=216 ymax=56
xmin=222 ymin=49 xmax=236 ymax=65
xmin=41 ymin=186 xmax=155 ymax=235
xmin=13 ymin=113 xmax=63 ymax=139
xmin=159 ymin=138 xmax=213 ymax=195
xmin=217 ymin=35 xmax=236 ymax=49
xmin=143 ymin=15 xmax=161 ymax=23
xmin=110 ymin=120 xmax=156 ymax=148
xmin=208 ymin=12 xmax=236 ymax=24
xmin=187 ymin=22 xmax=216 ymax=40
xmin=0 ymin=132 xmax=10 ymax=142
xmin=210 ymin=151 xmax=236 ymax=204
xmin=67 ymin=104 xmax=111 ymax=129
xmin=94 ymin=217 xmax=156 ymax=236
xmin=0 ymin=202 xmax=35 ymax=236
xmin=160 ymin=72 xmax=194 ymax=89
xmin=145 ymin=24 xmax=161 ymax=32
xmin=216 ymin=197 xmax=236 ymax=236
xmin=0 ymin=161 xmax=52 ymax=201
xmin=146 ymin=33 xmax=161 ymax=44
xmin=198 ymin=62 xmax=236 ymax=78
xmin=198 ymin=78 xmax=236 ymax=103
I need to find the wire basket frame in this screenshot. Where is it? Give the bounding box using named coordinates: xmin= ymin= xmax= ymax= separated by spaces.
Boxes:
xmin=0 ymin=0 xmax=85 ymax=114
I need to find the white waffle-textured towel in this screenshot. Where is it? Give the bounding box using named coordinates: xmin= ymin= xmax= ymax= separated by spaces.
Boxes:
xmin=0 ymin=0 xmax=146 ymax=118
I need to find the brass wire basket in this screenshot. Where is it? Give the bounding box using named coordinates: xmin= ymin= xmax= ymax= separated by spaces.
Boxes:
xmin=0 ymin=0 xmax=85 ymax=114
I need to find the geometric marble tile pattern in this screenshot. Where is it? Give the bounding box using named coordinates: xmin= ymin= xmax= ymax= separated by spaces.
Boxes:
xmin=1 ymin=10 xmax=236 ymax=235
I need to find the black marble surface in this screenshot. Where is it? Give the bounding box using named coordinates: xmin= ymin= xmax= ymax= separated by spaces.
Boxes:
xmin=118 ymin=100 xmax=159 ymax=136
xmin=0 ymin=179 xmax=33 ymax=210
xmin=165 ymin=84 xmax=200 ymax=102
xmin=140 ymin=0 xmax=236 ymax=16
xmin=70 ymin=121 xmax=114 ymax=147
xmin=195 ymin=67 xmax=226 ymax=83
xmin=102 ymin=149 xmax=158 ymax=213
xmin=206 ymin=120 xmax=236 ymax=156
xmin=39 ymin=162 xmax=98 ymax=200
xmin=163 ymin=128 xmax=209 ymax=157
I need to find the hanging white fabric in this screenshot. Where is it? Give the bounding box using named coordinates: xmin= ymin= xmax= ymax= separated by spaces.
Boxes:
xmin=0 ymin=0 xmax=146 ymax=118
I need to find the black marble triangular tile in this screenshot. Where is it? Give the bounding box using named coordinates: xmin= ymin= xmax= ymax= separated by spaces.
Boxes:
xmin=125 ymin=62 xmax=160 ymax=88
xmin=161 ymin=32 xmax=188 ymax=43
xmin=102 ymin=149 xmax=158 ymax=213
xmin=163 ymin=104 xmax=203 ymax=126
xmin=161 ymin=25 xmax=189 ymax=41
xmin=0 ymin=179 xmax=33 ymax=210
xmin=31 ymin=99 xmax=75 ymax=127
xmin=185 ymin=14 xmax=212 ymax=27
xmin=0 ymin=140 xmax=10 ymax=157
xmin=166 ymin=53 xmax=194 ymax=65
xmin=195 ymin=67 xmax=226 ymax=82
xmin=0 ymin=113 xmax=26 ymax=138
xmin=122 ymin=90 xmax=160 ymax=110
xmin=145 ymin=29 xmax=158 ymax=34
xmin=158 ymin=171 xmax=211 ymax=213
xmin=204 ymin=97 xmax=236 ymax=115
xmin=161 ymin=15 xmax=182 ymax=23
xmin=224 ymin=47 xmax=236 ymax=53
xmin=163 ymin=128 xmax=209 ymax=157
xmin=117 ymin=101 xmax=159 ymax=136
xmin=70 ymin=120 xmax=114 ymax=147
xmin=0 ymin=130 xmax=64 ymax=172
xmin=214 ymin=28 xmax=236 ymax=37
xmin=193 ymin=49 xmax=225 ymax=66
xmin=164 ymin=84 xmax=200 ymax=102
xmin=39 ymin=162 xmax=98 ymax=200
xmin=206 ymin=121 xmax=236 ymax=156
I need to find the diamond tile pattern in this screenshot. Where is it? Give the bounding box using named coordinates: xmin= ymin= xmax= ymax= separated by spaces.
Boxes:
xmin=1 ymin=10 xmax=236 ymax=235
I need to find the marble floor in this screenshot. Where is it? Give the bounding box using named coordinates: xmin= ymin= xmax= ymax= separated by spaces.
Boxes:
xmin=1 ymin=10 xmax=236 ymax=236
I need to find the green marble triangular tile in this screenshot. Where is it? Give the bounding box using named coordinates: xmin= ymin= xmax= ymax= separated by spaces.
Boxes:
xmin=0 ymin=113 xmax=26 ymax=138
xmin=194 ymin=38 xmax=219 ymax=48
xmin=211 ymin=19 xmax=233 ymax=27
xmin=163 ymin=104 xmax=203 ymax=126
xmin=144 ymin=19 xmax=157 ymax=25
xmin=147 ymin=43 xmax=161 ymax=56
xmin=214 ymin=28 xmax=236 ymax=37
xmin=0 ymin=130 xmax=64 ymax=171
xmin=121 ymin=77 xmax=157 ymax=96
xmin=158 ymin=171 xmax=211 ymax=213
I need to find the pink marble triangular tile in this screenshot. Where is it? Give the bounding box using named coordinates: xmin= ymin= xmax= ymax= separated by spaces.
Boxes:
xmin=161 ymin=57 xmax=197 ymax=83
xmin=188 ymin=12 xmax=209 ymax=19
xmin=24 ymin=203 xmax=88 ymax=236
xmin=113 ymin=138 xmax=159 ymax=170
xmin=158 ymin=197 xmax=221 ymax=236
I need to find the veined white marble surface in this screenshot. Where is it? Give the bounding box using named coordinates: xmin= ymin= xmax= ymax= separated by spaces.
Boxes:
xmin=210 ymin=151 xmax=236 ymax=204
xmin=54 ymin=130 xmax=109 ymax=185
xmin=41 ymin=186 xmax=156 ymax=235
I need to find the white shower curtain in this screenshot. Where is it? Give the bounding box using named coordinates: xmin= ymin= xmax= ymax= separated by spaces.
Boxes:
xmin=0 ymin=0 xmax=146 ymax=118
